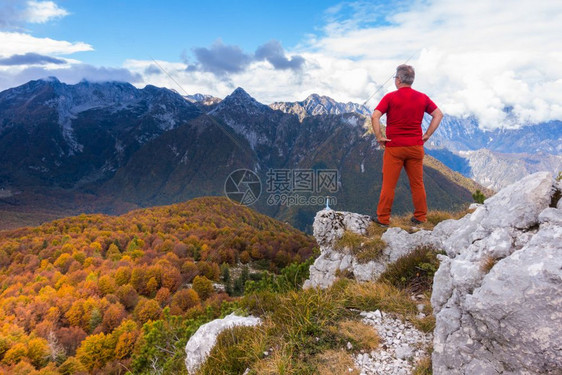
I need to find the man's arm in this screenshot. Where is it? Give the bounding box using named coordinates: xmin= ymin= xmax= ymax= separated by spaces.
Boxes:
xmin=422 ymin=108 xmax=443 ymax=142
xmin=371 ymin=110 xmax=391 ymax=148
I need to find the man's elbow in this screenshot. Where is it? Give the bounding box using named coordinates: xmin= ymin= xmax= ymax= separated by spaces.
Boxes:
xmin=432 ymin=108 xmax=444 ymax=120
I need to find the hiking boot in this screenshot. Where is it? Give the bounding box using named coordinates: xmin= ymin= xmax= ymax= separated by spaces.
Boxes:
xmin=410 ymin=217 xmax=424 ymax=225
xmin=371 ymin=217 xmax=389 ymax=228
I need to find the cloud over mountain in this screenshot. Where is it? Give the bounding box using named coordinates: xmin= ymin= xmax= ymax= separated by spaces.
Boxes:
xmin=0 ymin=64 xmax=142 ymax=90
xmin=0 ymin=2 xmax=138 ymax=92
xmin=255 ymin=40 xmax=305 ymax=71
xmin=189 ymin=40 xmax=253 ymax=76
xmin=186 ymin=39 xmax=306 ymax=76
xmin=0 ymin=52 xmax=65 ymax=66
xmin=307 ymin=0 xmax=562 ymax=129
xmin=1 ymin=0 xmax=560 ymax=132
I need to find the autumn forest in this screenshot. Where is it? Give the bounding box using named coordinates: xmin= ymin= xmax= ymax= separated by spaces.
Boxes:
xmin=0 ymin=197 xmax=317 ymax=374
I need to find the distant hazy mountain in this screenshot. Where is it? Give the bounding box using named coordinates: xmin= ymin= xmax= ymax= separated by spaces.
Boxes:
xmin=423 ymin=116 xmax=562 ymax=189
xmin=184 ymin=93 xmax=222 ymax=110
xmin=425 ymin=115 xmax=562 ymax=155
xmin=0 ymin=81 xmax=475 ymax=231
xmin=456 ymin=149 xmax=562 ymax=190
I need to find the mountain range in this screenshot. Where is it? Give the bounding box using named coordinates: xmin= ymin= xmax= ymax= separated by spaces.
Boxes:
xmin=7 ymin=77 xmax=560 ymax=230
xmin=422 ymin=115 xmax=562 ymax=189
xmin=0 ymin=78 xmax=487 ymax=231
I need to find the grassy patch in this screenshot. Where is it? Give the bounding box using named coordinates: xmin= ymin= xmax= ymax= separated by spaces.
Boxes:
xmin=342 ymin=280 xmax=418 ymax=316
xmin=203 ymin=276 xmax=435 ymax=373
xmin=314 ymin=349 xmax=360 ymax=375
xmin=238 ymin=286 xmax=352 ymax=374
xmin=270 ymin=289 xmax=346 ymax=354
xmin=249 ymin=342 xmax=295 ymax=375
xmin=412 ymin=354 xmax=433 ymax=375
xmin=335 ymin=231 xmax=386 ymax=264
xmin=412 ymin=313 xmax=436 ymax=333
xmin=366 ymin=223 xmax=389 ymax=238
xmin=335 ymin=268 xmax=355 ymax=280
xmin=480 ymin=256 xmax=497 ymax=274
xmin=390 ymin=209 xmax=470 ymax=233
xmin=335 ymin=231 xmax=364 ymax=250
xmin=332 ymin=320 xmax=380 ymax=351
xmin=198 ymin=325 xmax=266 ymax=375
xmin=378 ymin=246 xmax=442 ymax=294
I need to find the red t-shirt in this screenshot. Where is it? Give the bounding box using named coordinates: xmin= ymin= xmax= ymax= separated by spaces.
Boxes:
xmin=375 ymin=87 xmax=438 ymax=147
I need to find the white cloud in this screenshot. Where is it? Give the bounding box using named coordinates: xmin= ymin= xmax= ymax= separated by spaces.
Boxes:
xmin=305 ymin=0 xmax=562 ymax=128
xmin=0 ymin=31 xmax=92 ymax=57
xmin=124 ymin=59 xmax=238 ymax=98
xmin=123 ymin=0 xmax=562 ymax=129
xmin=24 ymin=0 xmax=68 ymax=23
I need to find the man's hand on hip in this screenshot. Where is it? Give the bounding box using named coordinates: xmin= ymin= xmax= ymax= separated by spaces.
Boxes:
xmin=377 ymin=137 xmax=391 ymax=149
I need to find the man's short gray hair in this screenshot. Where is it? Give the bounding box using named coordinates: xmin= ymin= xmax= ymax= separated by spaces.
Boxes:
xmin=396 ymin=64 xmax=415 ymax=85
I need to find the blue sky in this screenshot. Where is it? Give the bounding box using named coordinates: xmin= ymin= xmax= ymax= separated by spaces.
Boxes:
xmin=27 ymin=0 xmax=342 ymax=66
xmin=1 ymin=0 xmax=561 ymax=129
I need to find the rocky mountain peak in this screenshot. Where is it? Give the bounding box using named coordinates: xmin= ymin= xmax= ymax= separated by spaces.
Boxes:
xmin=184 ymin=93 xmax=221 ymax=105
xmin=40 ymin=76 xmax=61 ymax=84
xmin=230 ymin=86 xmax=251 ymax=98
xmin=211 ymin=87 xmax=269 ymax=116
xmin=225 ymin=87 xmax=263 ymax=106
xmin=269 ymin=93 xmax=371 ymax=121
xmin=303 ymin=93 xmax=333 ymax=105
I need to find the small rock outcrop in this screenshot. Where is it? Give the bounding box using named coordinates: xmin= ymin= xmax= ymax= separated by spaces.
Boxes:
xmin=185 ymin=313 xmax=261 ymax=374
xmin=304 ymin=210 xmax=370 ymax=289
xmin=304 ymin=209 xmax=439 ymax=289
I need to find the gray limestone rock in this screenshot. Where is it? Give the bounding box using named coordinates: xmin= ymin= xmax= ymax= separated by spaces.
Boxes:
xmin=478 ymin=171 xmax=553 ymax=230
xmin=304 ymin=172 xmax=562 ymax=374
xmin=431 ymin=171 xmax=562 ymax=374
xmin=312 ymin=209 xmax=371 ymax=248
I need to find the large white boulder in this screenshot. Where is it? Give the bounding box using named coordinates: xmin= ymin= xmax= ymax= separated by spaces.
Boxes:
xmin=185 ymin=313 xmax=261 ymax=374
xmin=431 ymin=171 xmax=562 ymax=374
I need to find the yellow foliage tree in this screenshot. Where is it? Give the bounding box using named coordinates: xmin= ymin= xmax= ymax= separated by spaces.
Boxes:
xmin=2 ymin=342 xmax=27 ymax=365
xmin=26 ymin=337 xmax=49 ymax=368
xmin=75 ymin=332 xmax=113 ymax=371
xmin=134 ymin=299 xmax=162 ymax=324
xmin=98 ymin=275 xmax=117 ymax=296
xmin=192 ymin=276 xmax=214 ymax=301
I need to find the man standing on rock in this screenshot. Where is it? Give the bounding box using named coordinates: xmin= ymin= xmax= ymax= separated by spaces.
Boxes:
xmin=371 ymin=64 xmax=443 ymax=226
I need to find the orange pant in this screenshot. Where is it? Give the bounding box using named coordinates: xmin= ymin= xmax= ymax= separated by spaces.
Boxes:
xmin=376 ymin=146 xmax=427 ymax=224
